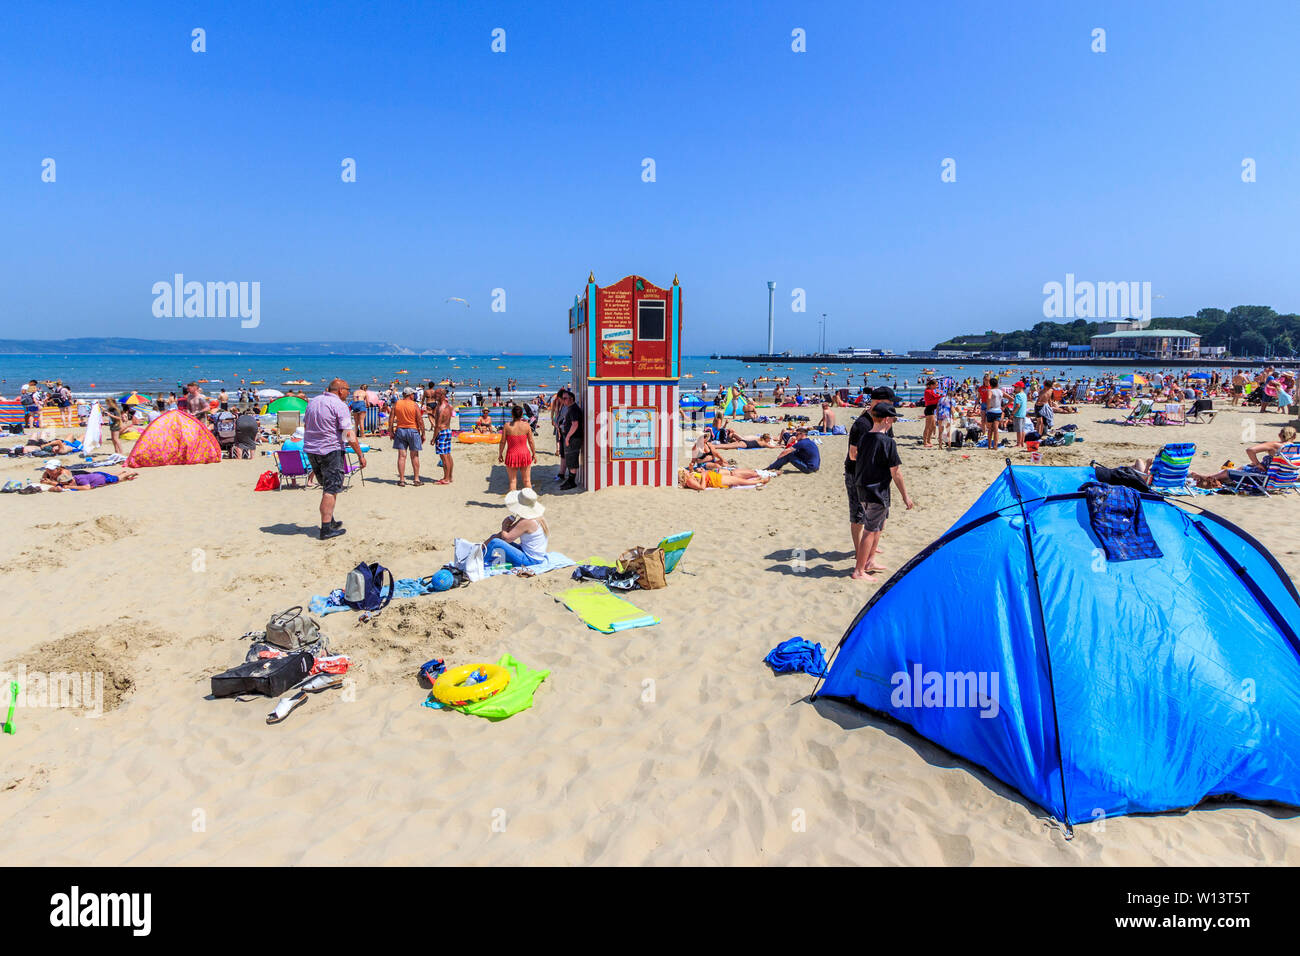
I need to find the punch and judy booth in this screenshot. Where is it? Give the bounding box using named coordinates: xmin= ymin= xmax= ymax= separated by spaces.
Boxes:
xmin=569 ymin=273 xmax=682 ymax=490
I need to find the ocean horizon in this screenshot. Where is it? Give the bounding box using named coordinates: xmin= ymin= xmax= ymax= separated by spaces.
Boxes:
xmin=0 ymin=351 xmax=1246 ymax=401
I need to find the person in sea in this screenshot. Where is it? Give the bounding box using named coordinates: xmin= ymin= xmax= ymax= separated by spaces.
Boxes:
xmin=483 ymin=488 xmax=549 ymax=567
xmin=499 ymin=404 xmax=536 ymax=492
xmin=390 ymin=387 xmax=425 ymax=486
xmin=852 ymin=403 xmax=914 ymax=579
xmin=40 ymin=460 xmax=138 ymax=491
xmin=303 ymin=379 xmax=367 ymax=540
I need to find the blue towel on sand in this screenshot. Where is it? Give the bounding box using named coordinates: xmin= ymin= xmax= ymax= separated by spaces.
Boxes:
xmin=308 ymin=554 xmax=576 ymax=615
xmin=1080 ymin=481 xmax=1163 ymax=562
xmin=764 ymin=637 xmax=828 ymax=677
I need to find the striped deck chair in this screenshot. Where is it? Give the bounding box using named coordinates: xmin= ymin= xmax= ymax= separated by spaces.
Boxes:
xmin=1232 ymin=443 xmax=1300 ymax=496
xmin=1148 ymin=442 xmax=1196 ymax=495
xmin=1123 ymin=399 xmax=1155 ymax=425
xmin=363 ymin=405 xmax=382 ymax=435
xmin=658 ymin=531 xmax=694 ymax=573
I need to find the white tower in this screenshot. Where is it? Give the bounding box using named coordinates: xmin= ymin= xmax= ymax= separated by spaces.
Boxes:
xmin=766 ymin=281 xmax=776 ymax=354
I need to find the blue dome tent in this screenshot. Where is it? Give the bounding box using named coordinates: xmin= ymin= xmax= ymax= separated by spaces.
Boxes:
xmin=813 ymin=465 xmax=1300 ymax=832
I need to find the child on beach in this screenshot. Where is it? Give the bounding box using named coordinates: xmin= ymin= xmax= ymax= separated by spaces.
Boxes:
xmin=1012 ymin=382 xmax=1029 ymax=449
xmin=852 ymin=403 xmax=914 ymax=579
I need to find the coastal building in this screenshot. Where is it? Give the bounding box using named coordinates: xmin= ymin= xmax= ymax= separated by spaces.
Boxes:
xmin=1089 ymin=329 xmax=1201 ymax=359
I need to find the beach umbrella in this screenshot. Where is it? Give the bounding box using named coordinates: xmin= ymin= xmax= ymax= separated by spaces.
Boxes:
xmin=121 ymin=392 xmax=150 ymax=406
xmin=1119 ymin=374 xmax=1148 ymax=386
xmin=1189 ymin=372 xmax=1212 ymax=380
xmin=256 ymin=388 xmax=284 ymax=399
xmin=266 ymin=395 xmax=307 ymax=414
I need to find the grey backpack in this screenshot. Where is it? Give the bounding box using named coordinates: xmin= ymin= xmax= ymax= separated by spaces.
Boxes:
xmin=265 ymin=606 xmax=322 ymax=651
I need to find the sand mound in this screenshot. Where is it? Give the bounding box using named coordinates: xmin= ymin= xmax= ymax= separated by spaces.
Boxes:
xmin=14 ymin=623 xmax=168 ymax=713
xmin=342 ymin=600 xmax=506 ymax=684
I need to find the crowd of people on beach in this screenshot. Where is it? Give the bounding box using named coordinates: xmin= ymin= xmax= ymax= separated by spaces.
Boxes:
xmin=6 ymin=363 xmax=1300 ymax=558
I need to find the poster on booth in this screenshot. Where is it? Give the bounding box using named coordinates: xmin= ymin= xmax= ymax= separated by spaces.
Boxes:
xmin=595 ymin=275 xmax=672 ymax=379
xmin=610 ymin=406 xmax=658 ymax=460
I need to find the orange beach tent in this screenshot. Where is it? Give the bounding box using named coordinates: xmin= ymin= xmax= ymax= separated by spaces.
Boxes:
xmin=126 ymin=410 xmax=222 ymax=468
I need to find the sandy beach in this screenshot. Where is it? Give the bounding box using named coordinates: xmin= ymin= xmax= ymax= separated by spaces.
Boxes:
xmin=1 ymin=400 xmax=1297 ymax=866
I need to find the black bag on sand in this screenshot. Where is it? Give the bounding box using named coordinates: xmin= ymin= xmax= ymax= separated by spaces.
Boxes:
xmin=211 ymin=651 xmax=313 ymax=698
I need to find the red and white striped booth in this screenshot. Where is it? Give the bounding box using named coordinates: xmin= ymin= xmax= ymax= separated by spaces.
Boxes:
xmin=568 ymin=273 xmax=682 ymax=491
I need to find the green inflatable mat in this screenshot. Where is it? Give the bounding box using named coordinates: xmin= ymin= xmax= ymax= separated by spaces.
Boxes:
xmin=557 ymin=585 xmax=660 ymax=634
xmin=433 ymin=654 xmax=549 ymax=721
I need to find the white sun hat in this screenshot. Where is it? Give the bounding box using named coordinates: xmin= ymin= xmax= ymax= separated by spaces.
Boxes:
xmin=504 ymin=487 xmax=545 ymax=519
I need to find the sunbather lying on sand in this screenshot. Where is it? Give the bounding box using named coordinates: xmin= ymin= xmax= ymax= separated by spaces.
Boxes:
xmin=40 ymin=460 xmax=138 ymax=491
xmin=677 ymin=467 xmax=770 ymax=490
xmin=5 ymin=437 xmax=72 ymax=456
xmin=708 ymin=432 xmax=780 ymax=450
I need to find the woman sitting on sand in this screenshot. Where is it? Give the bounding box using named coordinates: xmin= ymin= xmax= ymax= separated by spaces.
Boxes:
xmin=473 ymin=408 xmax=496 ymax=434
xmin=40 ymin=460 xmax=138 ymax=491
xmin=482 ymin=488 xmax=549 ymax=567
xmin=690 ymin=434 xmax=728 ymax=465
xmin=677 ymin=467 xmax=769 ymax=490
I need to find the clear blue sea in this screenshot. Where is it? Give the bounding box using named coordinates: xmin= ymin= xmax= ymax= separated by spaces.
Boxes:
xmin=0 ymin=353 xmax=1242 ymax=403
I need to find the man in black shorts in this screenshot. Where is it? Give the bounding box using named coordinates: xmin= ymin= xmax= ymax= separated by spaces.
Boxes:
xmin=560 ymin=390 xmax=583 ymax=490
xmin=845 ymin=385 xmax=896 ymax=554
xmin=853 ymin=403 xmax=915 ymax=579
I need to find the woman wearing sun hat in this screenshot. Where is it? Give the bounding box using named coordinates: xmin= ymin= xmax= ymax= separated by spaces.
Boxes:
xmin=482 ymin=487 xmax=550 ymax=567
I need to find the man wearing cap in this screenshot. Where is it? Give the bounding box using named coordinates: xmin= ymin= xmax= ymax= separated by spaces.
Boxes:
xmin=303 ymin=379 xmax=367 ymax=540
xmin=845 ymin=385 xmax=896 ymax=554
xmin=391 ymin=386 xmax=425 ymax=487
xmin=852 ymin=403 xmax=914 ymax=579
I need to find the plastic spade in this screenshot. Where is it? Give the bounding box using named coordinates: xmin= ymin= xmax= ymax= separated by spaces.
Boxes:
xmin=3 ymin=681 xmax=18 ymax=735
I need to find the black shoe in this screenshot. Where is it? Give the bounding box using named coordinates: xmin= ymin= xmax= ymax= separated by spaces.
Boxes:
xmin=320 ymin=524 xmax=347 ymax=540
xmin=560 ymin=478 xmax=577 ymax=490
xmin=328 ymin=519 xmax=343 ymax=529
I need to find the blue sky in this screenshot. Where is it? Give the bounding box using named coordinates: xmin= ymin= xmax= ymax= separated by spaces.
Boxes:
xmin=4 ymin=0 xmax=1299 ymax=353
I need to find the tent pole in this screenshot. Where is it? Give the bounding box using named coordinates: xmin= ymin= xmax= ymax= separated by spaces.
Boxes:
xmin=1004 ymin=460 xmax=1075 ymax=839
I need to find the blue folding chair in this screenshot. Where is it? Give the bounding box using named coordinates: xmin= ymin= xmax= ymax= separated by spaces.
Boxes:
xmin=1148 ymin=442 xmax=1196 ymax=495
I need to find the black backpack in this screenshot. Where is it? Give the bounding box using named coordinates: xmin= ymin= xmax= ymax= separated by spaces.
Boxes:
xmin=343 ymin=562 xmax=394 ymax=611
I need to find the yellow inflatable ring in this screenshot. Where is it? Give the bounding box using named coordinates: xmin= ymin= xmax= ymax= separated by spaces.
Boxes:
xmin=433 ymin=663 xmax=510 ymax=706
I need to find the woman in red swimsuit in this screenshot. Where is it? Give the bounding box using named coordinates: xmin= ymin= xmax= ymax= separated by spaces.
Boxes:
xmin=499 ymin=405 xmax=537 ymax=492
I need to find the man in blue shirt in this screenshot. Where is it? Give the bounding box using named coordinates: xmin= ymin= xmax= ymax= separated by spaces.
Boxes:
xmin=766 ymin=427 xmax=821 ymax=473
